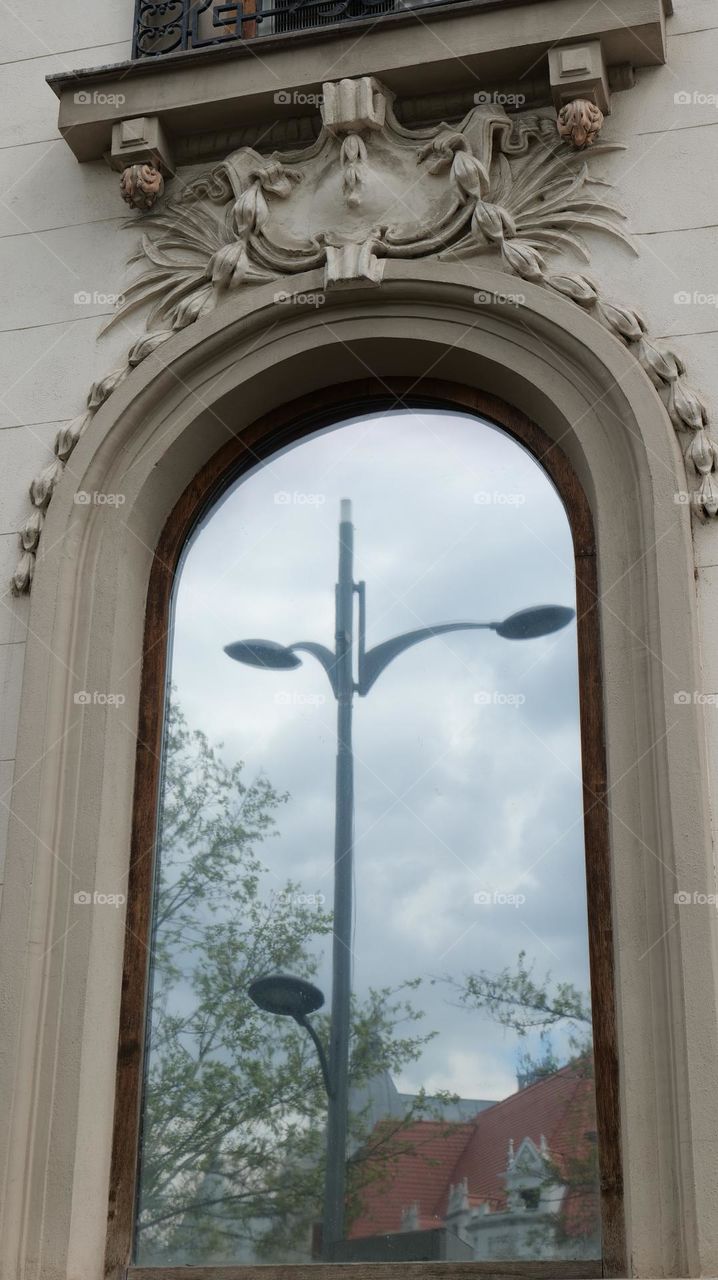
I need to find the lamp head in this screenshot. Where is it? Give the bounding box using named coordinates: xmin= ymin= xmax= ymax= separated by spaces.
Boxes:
xmin=224 ymin=639 xmax=302 ymax=670
xmin=248 ymin=974 xmax=325 ymax=1020
xmin=494 ymin=605 xmax=575 ymax=640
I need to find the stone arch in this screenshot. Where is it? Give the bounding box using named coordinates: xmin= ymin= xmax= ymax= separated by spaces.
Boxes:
xmin=0 ymin=263 xmax=714 ymax=1279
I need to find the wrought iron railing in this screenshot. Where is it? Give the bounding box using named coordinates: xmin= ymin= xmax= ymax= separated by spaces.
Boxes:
xmin=133 ymin=0 xmax=447 ymax=58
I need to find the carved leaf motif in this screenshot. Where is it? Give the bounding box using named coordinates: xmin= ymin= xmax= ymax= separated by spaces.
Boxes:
xmin=595 ymin=300 xmax=646 ymax=340
xmin=472 ymin=201 xmax=516 ymax=243
xmin=29 ymin=459 xmax=64 ymax=509
xmin=501 ymin=240 xmax=545 ymax=281
xmin=55 ymin=411 xmax=92 ymax=460
xmin=635 ymin=337 xmax=683 ymax=384
xmin=686 ymin=430 xmax=717 ymax=475
xmin=697 ymin=471 xmax=718 ymax=517
xmin=545 ymin=274 xmax=598 ymax=306
xmin=19 ymin=510 xmax=43 ymax=551
xmin=11 ymin=552 xmax=34 ymax=595
xmin=450 ymin=151 xmax=490 ymax=200
xmin=668 ymin=380 xmax=708 ymax=431
xmin=127 ymin=329 xmax=175 ymax=366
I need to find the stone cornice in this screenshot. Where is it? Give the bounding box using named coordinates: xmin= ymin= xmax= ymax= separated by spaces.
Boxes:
xmin=47 ymin=0 xmax=669 ymax=163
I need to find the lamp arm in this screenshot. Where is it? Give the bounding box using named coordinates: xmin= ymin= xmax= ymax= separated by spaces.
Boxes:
xmin=359 ymin=622 xmax=495 ymax=695
xmin=290 ymin=643 xmax=340 ymax=699
xmin=296 ymin=1013 xmax=333 ymax=1099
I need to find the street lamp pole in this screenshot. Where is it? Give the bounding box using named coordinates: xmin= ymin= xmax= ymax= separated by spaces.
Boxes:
xmin=227 ymin=499 xmax=575 ymax=1259
xmin=324 ymin=497 xmax=355 ymax=1251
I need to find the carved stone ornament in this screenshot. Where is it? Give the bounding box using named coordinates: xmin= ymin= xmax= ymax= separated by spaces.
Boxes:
xmin=120 ymin=162 xmax=165 ymax=211
xmin=11 ymin=76 xmax=718 ymax=593
xmin=557 ymin=99 xmax=605 ymax=149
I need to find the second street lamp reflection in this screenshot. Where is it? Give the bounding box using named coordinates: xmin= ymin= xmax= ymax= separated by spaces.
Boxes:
xmin=225 ymin=498 xmax=574 ymax=1258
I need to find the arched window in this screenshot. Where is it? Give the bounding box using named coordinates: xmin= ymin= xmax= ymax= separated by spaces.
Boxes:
xmin=111 ymin=393 xmax=621 ymax=1276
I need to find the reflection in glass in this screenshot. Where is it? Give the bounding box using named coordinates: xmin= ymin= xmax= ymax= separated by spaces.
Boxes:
xmin=134 ymin=409 xmax=601 ymax=1265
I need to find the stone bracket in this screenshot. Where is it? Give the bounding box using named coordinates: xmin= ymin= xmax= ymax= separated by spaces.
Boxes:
xmin=548 ymin=40 xmax=610 ymax=114
xmin=109 ymin=116 xmax=174 ymax=210
xmin=110 ymin=115 xmax=174 ymax=175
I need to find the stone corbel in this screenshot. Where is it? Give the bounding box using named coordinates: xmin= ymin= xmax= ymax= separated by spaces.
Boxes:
xmin=549 ymin=41 xmax=609 ymax=149
xmin=110 ymin=116 xmax=174 ymax=210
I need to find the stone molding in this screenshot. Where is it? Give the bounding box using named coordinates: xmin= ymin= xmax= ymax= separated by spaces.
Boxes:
xmin=12 ymin=75 xmax=716 ymax=592
xmin=0 ymin=266 xmax=714 ymax=1278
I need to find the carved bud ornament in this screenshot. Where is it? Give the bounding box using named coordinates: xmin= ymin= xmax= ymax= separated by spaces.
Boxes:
xmin=11 ymin=76 xmax=717 ymax=593
xmin=557 ymin=99 xmax=605 ymax=148
xmin=120 ymin=162 xmax=165 ymax=210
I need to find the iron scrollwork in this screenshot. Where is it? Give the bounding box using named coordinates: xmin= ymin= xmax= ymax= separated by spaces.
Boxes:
xmin=133 ymin=0 xmax=424 ymax=57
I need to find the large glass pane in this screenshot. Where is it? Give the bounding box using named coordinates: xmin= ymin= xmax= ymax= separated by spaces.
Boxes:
xmin=134 ymin=408 xmax=600 ymax=1266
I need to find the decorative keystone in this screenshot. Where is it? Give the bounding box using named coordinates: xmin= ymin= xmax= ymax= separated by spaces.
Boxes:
xmin=324 ymin=240 xmax=384 ymax=287
xmin=110 ymin=115 xmax=174 ymax=209
xmin=321 ymin=77 xmax=388 ymax=135
xmin=557 ymin=99 xmax=605 ymax=149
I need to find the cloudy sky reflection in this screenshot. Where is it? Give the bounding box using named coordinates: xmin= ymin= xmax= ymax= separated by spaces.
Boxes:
xmin=169 ymin=408 xmax=590 ymax=1101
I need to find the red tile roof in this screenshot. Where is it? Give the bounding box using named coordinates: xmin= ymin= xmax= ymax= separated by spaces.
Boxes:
xmin=349 ymin=1119 xmax=475 ymax=1238
xmin=348 ymin=1063 xmax=599 ymax=1243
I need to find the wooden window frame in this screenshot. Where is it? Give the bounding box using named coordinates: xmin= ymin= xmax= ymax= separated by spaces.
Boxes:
xmin=105 ymin=378 xmax=625 ymax=1280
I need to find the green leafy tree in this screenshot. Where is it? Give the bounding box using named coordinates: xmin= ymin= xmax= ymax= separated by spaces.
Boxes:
xmin=136 ymin=701 xmax=433 ymax=1265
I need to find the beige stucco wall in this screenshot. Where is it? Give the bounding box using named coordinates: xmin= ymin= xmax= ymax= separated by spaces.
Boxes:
xmin=0 ymin=0 xmax=137 ymax=899
xmin=0 ymin=1 xmax=717 ymax=1276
